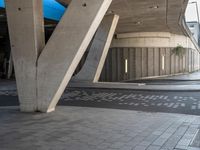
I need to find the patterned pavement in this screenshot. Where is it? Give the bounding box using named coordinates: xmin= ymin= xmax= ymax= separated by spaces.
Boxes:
xmin=1 ymin=88 xmax=200 ymax=115
xmin=60 ymin=88 xmax=200 ymax=115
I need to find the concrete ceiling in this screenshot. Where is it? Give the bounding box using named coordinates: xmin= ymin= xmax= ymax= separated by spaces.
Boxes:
xmin=56 ymin=0 xmax=71 ymax=7
xmin=57 ymin=0 xmax=188 ymax=35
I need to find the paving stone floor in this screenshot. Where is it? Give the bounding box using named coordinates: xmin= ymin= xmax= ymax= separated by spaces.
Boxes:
xmin=1 ymin=86 xmax=200 ymax=149
xmin=0 ymin=106 xmax=199 ymax=150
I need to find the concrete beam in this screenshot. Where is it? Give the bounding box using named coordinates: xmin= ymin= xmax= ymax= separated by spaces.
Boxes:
xmin=72 ymin=14 xmax=119 ymax=82
xmin=5 ymin=0 xmax=45 ymax=112
xmin=37 ymin=0 xmax=112 ymax=112
xmin=56 ymin=0 xmax=72 ymax=7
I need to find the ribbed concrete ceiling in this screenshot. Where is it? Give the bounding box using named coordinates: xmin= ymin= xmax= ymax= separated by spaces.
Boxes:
xmin=57 ymin=0 xmax=188 ymax=35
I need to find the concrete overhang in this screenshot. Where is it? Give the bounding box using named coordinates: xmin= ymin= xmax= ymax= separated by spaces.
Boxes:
xmin=57 ymin=0 xmax=199 ymax=51
xmin=57 ymin=0 xmax=188 ymax=35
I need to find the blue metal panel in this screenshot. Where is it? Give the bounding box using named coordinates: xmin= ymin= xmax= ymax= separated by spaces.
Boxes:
xmin=43 ymin=0 xmax=66 ymax=21
xmin=0 ymin=0 xmax=66 ymax=21
xmin=0 ymin=0 xmax=5 ymax=8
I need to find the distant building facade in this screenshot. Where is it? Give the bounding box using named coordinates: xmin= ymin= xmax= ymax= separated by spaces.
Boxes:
xmin=187 ymin=21 xmax=200 ymax=46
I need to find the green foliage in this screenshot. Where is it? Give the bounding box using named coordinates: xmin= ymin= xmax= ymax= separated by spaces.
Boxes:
xmin=171 ymin=45 xmax=186 ymax=57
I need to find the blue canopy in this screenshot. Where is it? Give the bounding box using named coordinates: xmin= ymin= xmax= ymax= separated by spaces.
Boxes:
xmin=0 ymin=0 xmax=66 ymax=21
xmin=0 ymin=0 xmax=5 ymax=8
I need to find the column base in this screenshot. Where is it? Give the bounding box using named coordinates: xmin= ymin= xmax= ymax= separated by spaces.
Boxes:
xmin=20 ymin=104 xmax=37 ymax=113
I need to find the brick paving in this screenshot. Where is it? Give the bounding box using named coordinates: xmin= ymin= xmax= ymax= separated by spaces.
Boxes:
xmin=0 ymin=106 xmax=199 ymax=150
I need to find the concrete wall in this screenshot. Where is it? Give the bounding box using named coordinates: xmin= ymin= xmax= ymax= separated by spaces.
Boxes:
xmin=112 ymin=32 xmax=197 ymax=50
xmin=74 ymin=32 xmax=200 ymax=82
xmin=99 ymin=47 xmax=200 ymax=82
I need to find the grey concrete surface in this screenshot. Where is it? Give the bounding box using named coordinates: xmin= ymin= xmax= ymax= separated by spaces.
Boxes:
xmin=124 ymin=70 xmax=200 ymax=85
xmin=0 ymin=106 xmax=199 ymax=150
xmin=5 ymin=0 xmax=45 ymax=112
xmin=57 ymin=0 xmax=188 ymax=35
xmin=70 ymin=71 xmax=200 ymax=90
xmin=72 ymin=14 xmax=119 ymax=82
xmin=155 ymin=70 xmax=200 ymax=81
xmin=2 ymin=78 xmax=200 ymax=92
xmin=37 ymin=0 xmax=112 ymax=112
xmin=69 ymin=82 xmax=200 ymax=91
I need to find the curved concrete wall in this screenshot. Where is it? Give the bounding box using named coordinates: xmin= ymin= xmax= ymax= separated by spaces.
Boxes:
xmin=97 ymin=32 xmax=200 ymax=82
xmin=74 ymin=32 xmax=200 ymax=82
xmin=111 ymin=32 xmax=197 ymax=50
xmin=99 ymin=47 xmax=200 ymax=82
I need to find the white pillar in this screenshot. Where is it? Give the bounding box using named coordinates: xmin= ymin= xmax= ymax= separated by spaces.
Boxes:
xmin=5 ymin=0 xmax=45 ymax=112
xmin=72 ymin=14 xmax=119 ymax=82
xmin=37 ymin=0 xmax=112 ymax=112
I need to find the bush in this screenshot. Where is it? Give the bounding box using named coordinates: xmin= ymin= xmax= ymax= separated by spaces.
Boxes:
xmin=171 ymin=45 xmax=186 ymax=57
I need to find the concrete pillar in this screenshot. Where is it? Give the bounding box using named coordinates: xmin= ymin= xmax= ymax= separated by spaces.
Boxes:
xmin=154 ymin=48 xmax=159 ymax=76
xmin=142 ymin=48 xmax=147 ymax=77
xmin=5 ymin=0 xmax=45 ymax=112
xmin=111 ymin=48 xmax=117 ymax=81
xmin=37 ymin=0 xmax=112 ymax=112
xmin=117 ymin=48 xmax=123 ymax=81
xmin=147 ymin=48 xmax=154 ymax=77
xmin=72 ymin=14 xmax=119 ymax=82
xmin=129 ymin=48 xmax=135 ymax=80
xmin=135 ymin=48 xmax=142 ymax=79
xmin=170 ymin=49 xmax=175 ymax=74
xmin=165 ymin=48 xmax=171 ymax=75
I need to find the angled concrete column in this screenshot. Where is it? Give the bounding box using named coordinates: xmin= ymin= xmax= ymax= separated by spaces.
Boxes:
xmin=72 ymin=14 xmax=119 ymax=82
xmin=5 ymin=0 xmax=45 ymax=112
xmin=37 ymin=0 xmax=112 ymax=112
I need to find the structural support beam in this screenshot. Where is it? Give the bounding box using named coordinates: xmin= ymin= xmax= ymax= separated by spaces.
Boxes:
xmin=72 ymin=14 xmax=119 ymax=82
xmin=6 ymin=0 xmax=112 ymax=113
xmin=56 ymin=0 xmax=72 ymax=7
xmin=37 ymin=0 xmax=112 ymax=112
xmin=5 ymin=0 xmax=45 ymax=112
